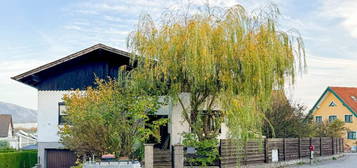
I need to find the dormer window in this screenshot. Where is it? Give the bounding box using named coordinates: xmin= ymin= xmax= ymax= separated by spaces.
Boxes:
xmin=352 ymin=96 xmax=357 ymax=102
xmin=329 ymin=101 xmax=337 ymax=107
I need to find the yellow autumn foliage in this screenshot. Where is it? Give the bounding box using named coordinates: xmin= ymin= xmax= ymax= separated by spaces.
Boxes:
xmin=128 ymin=4 xmax=305 ymax=141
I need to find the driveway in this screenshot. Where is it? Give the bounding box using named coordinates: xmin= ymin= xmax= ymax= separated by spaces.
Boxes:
xmin=291 ymin=153 xmax=357 ymax=168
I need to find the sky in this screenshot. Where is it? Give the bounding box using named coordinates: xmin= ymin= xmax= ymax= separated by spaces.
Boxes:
xmin=1 ymin=0 xmax=357 ymax=111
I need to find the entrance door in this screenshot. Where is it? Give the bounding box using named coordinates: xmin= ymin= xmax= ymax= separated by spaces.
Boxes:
xmin=147 ymin=115 xmax=170 ymax=149
xmin=46 ymin=149 xmax=76 ymax=168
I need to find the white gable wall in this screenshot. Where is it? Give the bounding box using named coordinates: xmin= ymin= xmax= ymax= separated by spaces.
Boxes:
xmin=38 ymin=90 xmax=71 ymax=143
xmin=8 ymin=123 xmax=12 ymax=137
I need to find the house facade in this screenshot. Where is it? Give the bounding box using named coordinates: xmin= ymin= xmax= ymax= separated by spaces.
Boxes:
xmin=0 ymin=114 xmax=16 ymax=148
xmin=0 ymin=114 xmax=19 ymax=149
xmin=16 ymin=130 xmax=37 ymax=149
xmin=12 ymin=44 xmax=228 ymax=168
xmin=310 ymin=86 xmax=357 ymax=148
xmin=0 ymin=114 xmax=37 ymax=149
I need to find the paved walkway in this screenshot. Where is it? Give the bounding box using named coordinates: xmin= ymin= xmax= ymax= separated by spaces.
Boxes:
xmin=291 ymin=153 xmax=357 ymax=168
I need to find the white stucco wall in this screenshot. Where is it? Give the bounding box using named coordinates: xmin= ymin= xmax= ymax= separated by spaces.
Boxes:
xmin=37 ymin=91 xmax=229 ymax=146
xmin=8 ymin=123 xmax=12 ymax=137
xmin=168 ymin=93 xmax=229 ymax=146
xmin=169 ymin=93 xmax=191 ymax=146
xmin=37 ymin=90 xmax=72 ymax=143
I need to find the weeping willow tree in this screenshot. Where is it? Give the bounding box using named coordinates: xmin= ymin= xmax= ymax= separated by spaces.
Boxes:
xmin=127 ymin=4 xmax=305 ymax=141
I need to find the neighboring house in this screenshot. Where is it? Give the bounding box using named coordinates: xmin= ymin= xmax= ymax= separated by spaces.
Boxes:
xmin=15 ymin=130 xmax=37 ymax=149
xmin=310 ymin=86 xmax=357 ymax=148
xmin=0 ymin=114 xmax=37 ymax=149
xmin=0 ymin=114 xmax=16 ymax=148
xmin=12 ymin=43 xmax=230 ymax=168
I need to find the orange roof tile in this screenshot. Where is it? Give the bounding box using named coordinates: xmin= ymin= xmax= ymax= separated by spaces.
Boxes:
xmin=330 ymin=87 xmax=357 ymax=113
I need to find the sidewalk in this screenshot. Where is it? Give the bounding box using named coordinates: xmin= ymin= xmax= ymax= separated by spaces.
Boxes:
xmin=241 ymin=153 xmax=345 ymax=168
xmin=291 ymin=153 xmax=357 ymax=168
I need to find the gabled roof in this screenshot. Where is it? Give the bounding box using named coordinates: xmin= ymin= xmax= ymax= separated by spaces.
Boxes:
xmin=0 ymin=114 xmax=13 ymax=138
xmin=11 ymin=43 xmax=130 ymax=84
xmin=309 ymin=86 xmax=357 ymax=117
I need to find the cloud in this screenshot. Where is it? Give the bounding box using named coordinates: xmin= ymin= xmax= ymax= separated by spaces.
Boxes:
xmin=5 ymin=0 xmax=357 ymax=112
xmin=320 ymin=0 xmax=357 ymax=38
xmin=287 ymin=55 xmax=357 ymax=111
xmin=64 ymin=25 xmax=81 ymax=31
xmin=0 ymin=60 xmax=48 ymax=109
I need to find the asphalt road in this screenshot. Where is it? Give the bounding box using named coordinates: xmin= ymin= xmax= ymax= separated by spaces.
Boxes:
xmin=291 ymin=153 xmax=357 ymax=168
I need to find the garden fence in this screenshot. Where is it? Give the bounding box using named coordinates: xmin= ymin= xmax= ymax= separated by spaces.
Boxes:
xmin=148 ymin=137 xmax=344 ymax=168
xmin=220 ymin=137 xmax=344 ymax=167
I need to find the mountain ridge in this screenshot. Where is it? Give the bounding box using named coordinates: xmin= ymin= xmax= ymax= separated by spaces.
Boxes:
xmin=0 ymin=101 xmax=37 ymax=123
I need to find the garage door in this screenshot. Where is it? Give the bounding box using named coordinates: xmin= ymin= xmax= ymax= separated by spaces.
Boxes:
xmin=46 ymin=149 xmax=76 ymax=168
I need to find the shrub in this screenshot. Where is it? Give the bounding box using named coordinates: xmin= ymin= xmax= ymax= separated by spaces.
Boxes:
xmin=71 ymin=164 xmax=83 ymax=168
xmin=182 ymin=133 xmax=219 ymax=166
xmin=0 ymin=149 xmax=16 ymax=153
xmin=0 ymin=140 xmax=10 ymax=149
xmin=60 ymin=77 xmax=167 ymax=160
xmin=0 ymin=150 xmax=37 ymax=168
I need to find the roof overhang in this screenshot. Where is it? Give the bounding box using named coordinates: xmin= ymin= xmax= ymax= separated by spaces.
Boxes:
xmin=12 ymin=43 xmax=131 ymax=88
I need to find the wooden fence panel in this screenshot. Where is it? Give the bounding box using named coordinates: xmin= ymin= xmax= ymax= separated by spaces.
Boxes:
xmin=218 ymin=137 xmax=343 ymax=167
xmin=321 ymin=137 xmax=333 ymax=156
xmin=311 ymin=137 xmax=321 ymax=156
xmin=266 ymin=138 xmax=285 ymax=162
xmin=337 ymin=138 xmax=341 ymax=153
xmin=332 ymin=137 xmax=336 ymax=154
xmin=220 ymin=139 xmax=239 ymax=168
xmin=244 ymin=140 xmax=265 ymax=164
xmin=300 ymin=138 xmax=310 ymax=158
xmin=285 ymin=138 xmax=299 ymax=160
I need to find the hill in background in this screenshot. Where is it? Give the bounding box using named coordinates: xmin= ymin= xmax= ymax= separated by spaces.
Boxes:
xmin=0 ymin=101 xmax=36 ymax=123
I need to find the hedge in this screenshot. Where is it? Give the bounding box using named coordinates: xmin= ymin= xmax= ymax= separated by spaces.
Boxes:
xmin=0 ymin=150 xmax=37 ymax=168
xmin=0 ymin=149 xmax=16 ymax=153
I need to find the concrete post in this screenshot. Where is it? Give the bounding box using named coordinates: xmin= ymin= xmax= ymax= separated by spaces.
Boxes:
xmin=174 ymin=144 xmax=184 ymax=168
xmin=144 ymin=144 xmax=154 ymax=168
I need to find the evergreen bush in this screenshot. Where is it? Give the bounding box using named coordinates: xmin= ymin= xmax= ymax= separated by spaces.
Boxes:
xmin=0 ymin=150 xmax=37 ymax=168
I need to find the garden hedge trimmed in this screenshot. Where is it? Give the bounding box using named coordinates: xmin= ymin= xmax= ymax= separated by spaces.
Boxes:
xmin=0 ymin=150 xmax=37 ymax=168
xmin=0 ymin=149 xmax=16 ymax=153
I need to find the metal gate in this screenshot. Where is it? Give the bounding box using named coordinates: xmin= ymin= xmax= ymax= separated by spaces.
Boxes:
xmin=46 ymin=149 xmax=76 ymax=168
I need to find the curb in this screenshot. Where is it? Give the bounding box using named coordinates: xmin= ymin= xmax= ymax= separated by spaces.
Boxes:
xmin=241 ymin=153 xmax=345 ymax=168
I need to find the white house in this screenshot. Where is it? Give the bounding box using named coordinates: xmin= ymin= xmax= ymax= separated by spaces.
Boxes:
xmin=0 ymin=114 xmax=15 ymax=148
xmin=16 ymin=130 xmax=37 ymax=149
xmin=12 ymin=44 xmax=229 ymax=168
xmin=0 ymin=114 xmax=37 ymax=149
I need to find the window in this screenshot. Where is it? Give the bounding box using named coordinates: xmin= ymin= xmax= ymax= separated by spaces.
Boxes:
xmin=315 ymin=116 xmax=322 ymax=123
xmin=329 ymin=115 xmax=337 ymax=122
xmin=345 ymin=115 xmax=353 ymax=123
xmin=58 ymin=102 xmax=68 ymax=125
xmin=329 ymin=101 xmax=337 ymax=107
xmin=198 ymin=110 xmax=221 ymax=133
xmin=348 ymin=131 xmax=357 ymax=140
